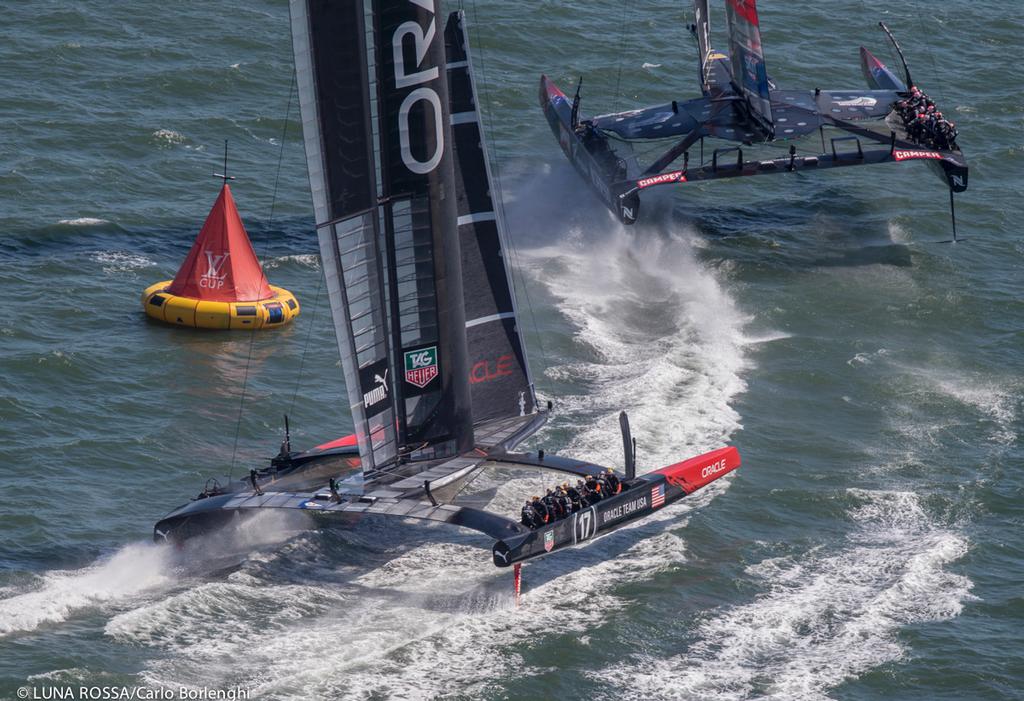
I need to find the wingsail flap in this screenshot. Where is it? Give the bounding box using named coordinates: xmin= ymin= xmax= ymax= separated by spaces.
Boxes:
xmin=444 ymin=11 xmax=536 ymax=425
xmin=723 ymin=0 xmax=773 ymax=136
xmin=291 ymin=0 xmax=474 ymax=473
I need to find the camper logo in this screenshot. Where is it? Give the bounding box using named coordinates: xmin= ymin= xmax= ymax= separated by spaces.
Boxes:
xmin=404 ymin=346 xmax=439 ymax=388
xmin=200 ymin=250 xmax=229 ymax=289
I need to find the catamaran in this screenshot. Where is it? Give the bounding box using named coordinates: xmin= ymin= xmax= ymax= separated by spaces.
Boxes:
xmin=540 ymin=0 xmax=969 ymax=238
xmin=154 ymin=1 xmax=741 ymax=583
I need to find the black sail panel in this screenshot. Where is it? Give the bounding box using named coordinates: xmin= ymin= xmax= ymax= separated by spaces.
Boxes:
xmin=374 ymin=0 xmax=473 ymax=456
xmin=291 ymin=0 xmax=473 ymax=472
xmin=291 ymin=0 xmax=399 ymax=473
xmin=444 ymin=11 xmax=536 ymax=426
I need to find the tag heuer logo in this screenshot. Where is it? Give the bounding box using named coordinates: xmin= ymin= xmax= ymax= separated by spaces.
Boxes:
xmin=544 ymin=530 xmax=555 ymax=552
xmin=404 ymin=346 xmax=439 ymax=388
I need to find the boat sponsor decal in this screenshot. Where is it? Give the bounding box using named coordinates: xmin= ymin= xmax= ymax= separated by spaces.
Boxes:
xmin=391 ymin=0 xmax=443 ymax=176
xmin=200 ymin=250 xmax=229 ymax=289
xmin=404 ymin=346 xmax=439 ymax=388
xmin=701 ymin=458 xmax=730 ymax=479
xmin=651 ymin=483 xmax=665 ymax=508
xmin=493 ymin=542 xmax=512 ymax=565
xmin=544 ymin=530 xmax=555 ymax=552
xmin=299 ymin=500 xmax=324 ymax=510
xmin=834 ymin=96 xmax=878 ymax=107
xmin=363 ymin=369 xmax=389 ymax=408
xmin=600 ymin=494 xmax=649 ymax=522
xmin=573 ymin=507 xmax=598 ymax=544
xmin=470 ymin=354 xmax=514 ymax=384
xmin=636 ymin=170 xmax=686 ymax=189
xmin=951 ymin=174 xmax=965 ymax=188
xmin=893 ymin=149 xmax=942 ymax=162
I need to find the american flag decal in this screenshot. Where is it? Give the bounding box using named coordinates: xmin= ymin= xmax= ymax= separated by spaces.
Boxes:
xmin=651 ymin=483 xmax=665 ymax=508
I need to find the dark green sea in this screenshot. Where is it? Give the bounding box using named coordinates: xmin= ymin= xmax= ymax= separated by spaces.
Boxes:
xmin=1 ymin=1 xmax=1021 ymax=699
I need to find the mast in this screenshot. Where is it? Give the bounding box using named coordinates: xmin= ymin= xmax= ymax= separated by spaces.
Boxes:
xmin=290 ymin=0 xmax=473 ymax=473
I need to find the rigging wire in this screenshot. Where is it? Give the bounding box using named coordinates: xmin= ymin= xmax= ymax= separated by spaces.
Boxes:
xmin=227 ymin=68 xmax=297 ymax=484
xmin=611 ymin=0 xmax=631 ymax=109
xmin=287 ymin=269 xmax=323 ymax=418
xmin=468 ymin=0 xmax=549 ymax=372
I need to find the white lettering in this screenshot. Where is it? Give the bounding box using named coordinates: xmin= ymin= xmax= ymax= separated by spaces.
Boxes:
xmin=393 ymin=19 xmax=438 ymax=89
xmin=600 ymin=495 xmax=648 ymax=521
xmin=701 ymin=459 xmax=729 ymax=479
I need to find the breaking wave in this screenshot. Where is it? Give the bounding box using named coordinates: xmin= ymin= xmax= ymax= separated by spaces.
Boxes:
xmin=57 ymin=217 xmax=110 ymax=227
xmin=0 ymin=543 xmax=174 ymax=637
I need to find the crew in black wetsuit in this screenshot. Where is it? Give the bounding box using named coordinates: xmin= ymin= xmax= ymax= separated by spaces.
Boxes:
xmin=604 ymin=469 xmax=622 ymax=495
xmin=543 ymin=489 xmax=565 ymax=521
xmin=584 ymin=475 xmax=604 ymax=503
xmin=564 ymin=482 xmax=584 ymax=512
xmin=521 ymin=499 xmax=542 ymax=529
xmin=555 ymin=486 xmax=574 ymax=517
xmin=531 ymin=495 xmax=550 ymax=525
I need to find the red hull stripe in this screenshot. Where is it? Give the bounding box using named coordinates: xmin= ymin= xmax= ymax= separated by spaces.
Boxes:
xmin=314 ymin=434 xmax=359 ymax=451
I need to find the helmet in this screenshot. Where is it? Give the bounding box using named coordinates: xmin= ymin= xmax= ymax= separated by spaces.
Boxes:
xmin=532 ymin=495 xmax=539 ymax=501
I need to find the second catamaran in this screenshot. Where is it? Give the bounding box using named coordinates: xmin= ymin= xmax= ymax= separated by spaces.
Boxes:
xmin=154 ymin=1 xmax=741 ymax=573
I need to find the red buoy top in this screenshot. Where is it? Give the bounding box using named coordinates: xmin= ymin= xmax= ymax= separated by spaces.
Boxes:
xmin=167 ymin=184 xmax=273 ymax=302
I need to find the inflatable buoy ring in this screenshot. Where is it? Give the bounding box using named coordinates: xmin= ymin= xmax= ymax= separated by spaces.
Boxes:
xmin=141 ymin=280 xmax=300 ymax=330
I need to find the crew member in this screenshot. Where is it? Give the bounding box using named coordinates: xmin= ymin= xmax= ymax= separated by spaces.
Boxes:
xmin=564 ymin=481 xmax=584 ymax=511
xmin=521 ymin=499 xmax=541 ymax=529
xmin=555 ymin=485 xmax=574 ymax=516
xmin=543 ymin=489 xmax=565 ymax=520
xmin=604 ymin=468 xmax=622 ymax=495
xmin=531 ymin=495 xmax=550 ymax=525
xmin=584 ymin=474 xmax=603 ymax=502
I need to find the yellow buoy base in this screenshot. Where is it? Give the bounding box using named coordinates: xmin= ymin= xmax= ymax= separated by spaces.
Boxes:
xmin=141 ymin=281 xmax=300 ymax=330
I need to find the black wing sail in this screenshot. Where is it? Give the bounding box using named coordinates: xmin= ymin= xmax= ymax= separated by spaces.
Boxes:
xmin=290 ymin=0 xmax=473 ymax=473
xmin=444 ymin=11 xmax=537 ymax=426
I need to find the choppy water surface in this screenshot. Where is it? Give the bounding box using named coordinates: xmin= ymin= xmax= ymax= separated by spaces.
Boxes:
xmin=0 ymin=1 xmax=1021 ymax=699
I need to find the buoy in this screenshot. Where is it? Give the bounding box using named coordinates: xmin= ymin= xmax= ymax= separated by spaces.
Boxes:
xmin=142 ymin=182 xmax=299 ymax=330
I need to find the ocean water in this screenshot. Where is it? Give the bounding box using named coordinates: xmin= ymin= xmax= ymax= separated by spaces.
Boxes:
xmin=1 ymin=1 xmax=1021 ymax=699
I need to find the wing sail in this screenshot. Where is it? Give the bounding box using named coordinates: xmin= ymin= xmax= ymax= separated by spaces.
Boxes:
xmin=290 ymin=0 xmax=473 ymax=474
xmin=693 ymin=0 xmax=713 ymax=94
xmin=444 ymin=11 xmax=537 ymax=426
xmin=723 ymin=0 xmax=774 ymax=136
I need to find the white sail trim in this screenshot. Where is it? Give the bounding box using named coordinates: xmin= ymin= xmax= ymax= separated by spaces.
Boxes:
xmin=465 ymin=312 xmax=515 ymax=329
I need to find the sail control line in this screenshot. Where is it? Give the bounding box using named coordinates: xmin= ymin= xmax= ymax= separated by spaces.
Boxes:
xmin=152 ymin=3 xmax=743 ymax=597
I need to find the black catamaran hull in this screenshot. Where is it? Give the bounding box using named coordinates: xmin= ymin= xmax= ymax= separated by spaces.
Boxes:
xmin=493 ymin=446 xmax=740 ymax=566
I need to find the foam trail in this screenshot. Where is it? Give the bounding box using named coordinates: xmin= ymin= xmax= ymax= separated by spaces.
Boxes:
xmin=604 ymin=490 xmax=972 ymax=701
xmin=0 ymin=542 xmax=173 ymax=636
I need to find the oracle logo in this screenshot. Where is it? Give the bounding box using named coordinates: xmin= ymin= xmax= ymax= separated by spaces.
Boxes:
xmin=469 ymin=354 xmax=514 ymax=384
xmin=637 ymin=170 xmax=686 ymax=189
xmin=392 ymin=1 xmax=443 ymax=175
xmin=700 ymin=459 xmax=729 ymax=479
